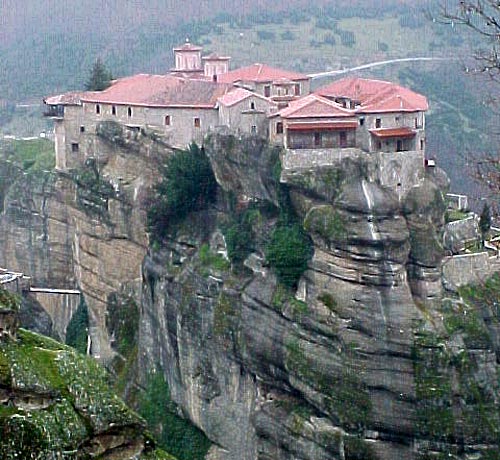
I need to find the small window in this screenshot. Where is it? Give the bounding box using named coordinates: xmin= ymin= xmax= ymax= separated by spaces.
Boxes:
xmin=128 ymin=107 xmax=133 ymax=117
xmin=71 ymin=143 xmax=79 ymax=153
xmin=359 ymin=117 xmax=365 ymax=126
xmin=294 ymin=84 xmax=300 ymax=96
xmin=420 ymin=139 xmax=425 ymax=150
xmin=264 ymin=85 xmax=271 ymax=98
xmin=395 ymin=116 xmax=400 ymax=125
xmin=377 ymin=141 xmax=382 ymax=150
xmin=80 ymin=126 xmax=85 ymax=133
xmin=414 ymin=117 xmax=419 ymax=128
xmin=250 ymin=101 xmax=255 ymax=110
xmin=314 ymin=132 xmax=321 ymax=147
xmin=375 ymin=118 xmax=381 ymax=128
xmin=96 ymin=104 xmax=100 ymax=114
xmin=111 ymin=106 xmax=116 ymax=116
xmin=251 ymin=125 xmax=257 ymax=133
xmin=194 ymin=117 xmax=201 ymax=128
xmin=276 ymin=122 xmax=283 ymax=134
xmin=165 ymin=115 xmax=171 ymax=126
xmin=339 ymin=131 xmax=347 ymax=148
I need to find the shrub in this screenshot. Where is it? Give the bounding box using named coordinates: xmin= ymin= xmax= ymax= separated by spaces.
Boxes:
xmin=323 ymin=33 xmax=337 ymax=45
xmin=147 ymin=143 xmax=217 ymax=241
xmin=281 ymin=30 xmax=295 ymax=41
xmin=265 ymin=223 xmax=312 ymax=288
xmin=223 ymin=208 xmax=256 ymax=265
xmin=138 ymin=372 xmax=211 ymax=460
xmin=65 ymin=298 xmax=89 ymax=354
xmin=257 ymin=30 xmax=276 ymax=41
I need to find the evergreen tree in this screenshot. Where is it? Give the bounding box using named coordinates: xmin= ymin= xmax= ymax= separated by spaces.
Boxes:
xmin=479 ymin=203 xmax=492 ymax=243
xmin=85 ymin=58 xmax=112 ymax=91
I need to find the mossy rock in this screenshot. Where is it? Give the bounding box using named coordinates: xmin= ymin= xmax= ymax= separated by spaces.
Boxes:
xmin=0 ymin=329 xmax=159 ymax=459
xmin=304 ymin=205 xmax=347 ymax=243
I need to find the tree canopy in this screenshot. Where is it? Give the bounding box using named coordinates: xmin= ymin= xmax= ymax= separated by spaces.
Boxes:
xmin=85 ymin=58 xmax=113 ymax=91
xmin=147 ymin=143 xmax=217 ymax=242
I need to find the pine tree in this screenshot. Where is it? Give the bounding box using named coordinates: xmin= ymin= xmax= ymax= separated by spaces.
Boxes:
xmin=85 ymin=58 xmax=112 ymax=91
xmin=479 ymin=203 xmax=492 ymax=243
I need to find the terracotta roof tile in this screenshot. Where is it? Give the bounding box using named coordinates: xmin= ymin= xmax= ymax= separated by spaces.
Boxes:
xmin=79 ymin=74 xmax=232 ymax=108
xmin=218 ymin=87 xmax=275 ymax=107
xmin=173 ymin=42 xmax=202 ymax=51
xmin=369 ymin=127 xmax=416 ymax=138
xmin=316 ymin=77 xmax=428 ymax=113
xmin=287 ymin=121 xmax=358 ymax=130
xmin=217 ymin=63 xmax=309 ymax=84
xmin=44 ymin=92 xmax=83 ymax=105
xmin=202 ymin=53 xmax=231 ymax=61
xmin=277 ymin=94 xmax=354 ymax=119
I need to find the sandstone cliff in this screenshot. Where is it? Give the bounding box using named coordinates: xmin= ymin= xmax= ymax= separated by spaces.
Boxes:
xmin=1 ymin=130 xmax=499 ymax=459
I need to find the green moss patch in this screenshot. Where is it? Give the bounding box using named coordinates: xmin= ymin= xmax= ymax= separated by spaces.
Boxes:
xmin=285 ymin=337 xmax=371 ymax=431
xmin=137 ymin=371 xmax=211 ymax=460
xmin=304 ymin=205 xmax=346 ymax=242
xmin=0 ymin=329 xmax=147 ymax=458
xmin=0 ymin=288 xmax=20 ymax=311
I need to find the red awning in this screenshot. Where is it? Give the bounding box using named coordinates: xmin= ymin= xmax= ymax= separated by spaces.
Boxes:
xmin=287 ymin=121 xmax=358 ymax=131
xmin=369 ymin=127 xmax=416 ymax=138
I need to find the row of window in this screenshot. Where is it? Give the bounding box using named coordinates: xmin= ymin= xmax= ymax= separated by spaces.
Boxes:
xmin=95 ymin=104 xmax=132 ymax=117
xmin=94 ymin=104 xmax=202 ymax=128
xmin=263 ymin=84 xmax=301 ymax=98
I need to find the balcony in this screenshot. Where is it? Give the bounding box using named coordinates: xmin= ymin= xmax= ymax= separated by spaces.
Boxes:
xmin=43 ymin=105 xmax=64 ymax=118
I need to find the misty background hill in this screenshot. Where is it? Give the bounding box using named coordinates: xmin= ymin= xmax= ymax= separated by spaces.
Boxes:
xmin=0 ymin=0 xmax=496 ymax=203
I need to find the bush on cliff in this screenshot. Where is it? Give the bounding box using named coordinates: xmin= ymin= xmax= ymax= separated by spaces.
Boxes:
xmin=147 ymin=143 xmax=217 ymax=241
xmin=265 ymin=223 xmax=312 ymax=289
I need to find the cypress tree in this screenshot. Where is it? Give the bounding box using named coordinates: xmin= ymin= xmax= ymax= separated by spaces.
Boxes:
xmin=85 ymin=58 xmax=113 ymax=91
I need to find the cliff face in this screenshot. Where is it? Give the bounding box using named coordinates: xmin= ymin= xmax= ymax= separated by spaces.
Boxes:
xmin=139 ymin=137 xmax=499 ymax=459
xmin=0 ymin=122 xmax=171 ymax=357
xmin=1 ymin=131 xmax=499 ymax=459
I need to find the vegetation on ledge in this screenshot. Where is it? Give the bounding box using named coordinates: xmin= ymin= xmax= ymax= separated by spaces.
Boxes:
xmin=147 ymin=143 xmax=217 ymax=242
xmin=0 ymin=328 xmax=168 ymax=459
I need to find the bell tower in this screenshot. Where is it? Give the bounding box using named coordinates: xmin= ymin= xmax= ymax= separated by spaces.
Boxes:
xmin=172 ymin=40 xmax=203 ymax=73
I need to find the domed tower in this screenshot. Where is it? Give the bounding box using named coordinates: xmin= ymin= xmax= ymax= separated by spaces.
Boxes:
xmin=172 ymin=40 xmax=203 ymax=74
xmin=202 ymin=52 xmax=231 ymax=81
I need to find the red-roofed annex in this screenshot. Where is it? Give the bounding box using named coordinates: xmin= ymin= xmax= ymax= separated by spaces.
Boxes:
xmin=44 ymin=41 xmax=428 ymax=170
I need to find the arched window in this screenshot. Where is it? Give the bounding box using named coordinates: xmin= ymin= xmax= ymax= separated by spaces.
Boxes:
xmin=128 ymin=107 xmax=133 ymax=117
xmin=250 ymin=101 xmax=255 ymax=110
xmin=165 ymin=115 xmax=171 ymax=126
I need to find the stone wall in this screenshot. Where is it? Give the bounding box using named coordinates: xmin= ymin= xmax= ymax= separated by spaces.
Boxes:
xmin=442 ymin=252 xmax=494 ymax=291
xmin=219 ymin=95 xmax=275 ymax=137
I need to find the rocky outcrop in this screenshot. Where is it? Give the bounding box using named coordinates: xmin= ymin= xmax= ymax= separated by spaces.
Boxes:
xmin=2 ymin=130 xmax=499 ymax=459
xmin=138 ymin=137 xmax=499 ymax=460
xmin=0 ymin=289 xmax=171 ymax=459
xmin=0 ymin=123 xmax=172 ymax=359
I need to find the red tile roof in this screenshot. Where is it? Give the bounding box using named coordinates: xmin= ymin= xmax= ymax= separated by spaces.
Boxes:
xmin=369 ymin=127 xmax=416 ymax=138
xmin=44 ymin=92 xmax=83 ymax=105
xmin=79 ymin=74 xmax=232 ymax=108
xmin=316 ymin=77 xmax=428 ymax=113
xmin=173 ymin=42 xmax=202 ymax=52
xmin=217 ymin=63 xmax=309 ymax=84
xmin=287 ymin=121 xmax=358 ymax=130
xmin=277 ymin=94 xmax=354 ymax=119
xmin=217 ymin=87 xmax=275 ymax=107
xmin=202 ymin=53 xmax=231 ymax=61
